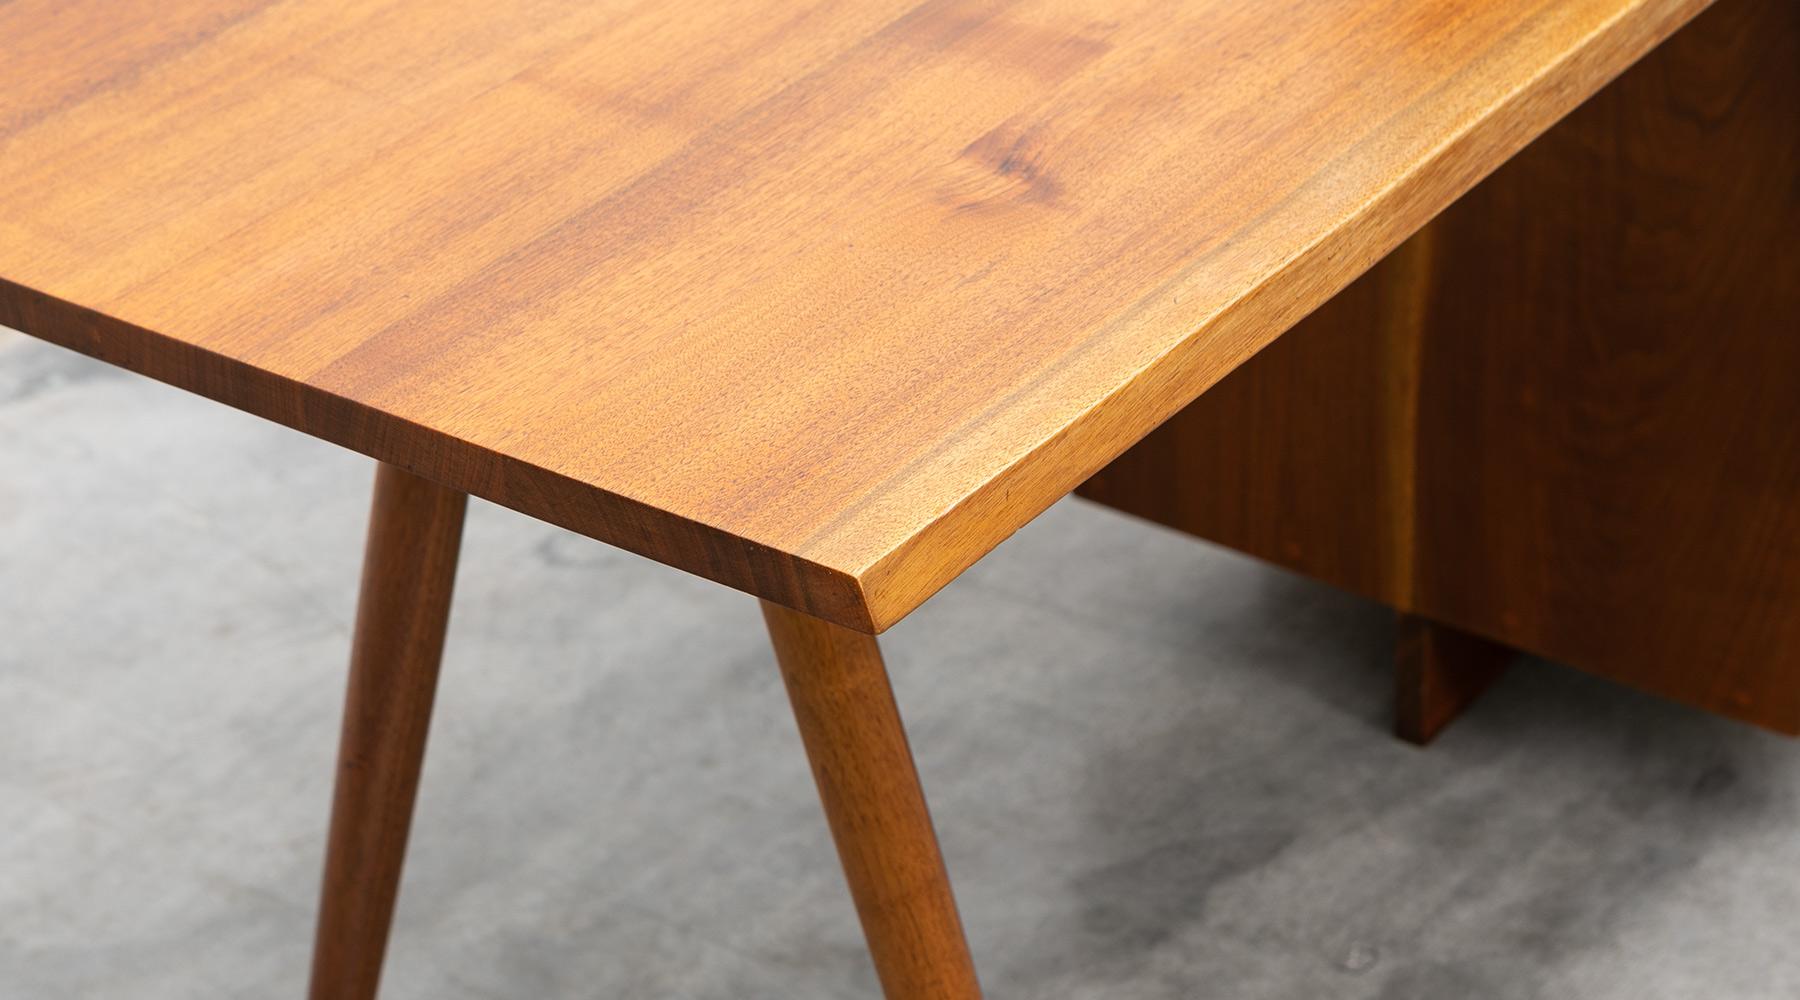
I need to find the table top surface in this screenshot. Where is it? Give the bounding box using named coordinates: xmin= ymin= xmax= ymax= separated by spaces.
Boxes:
xmin=0 ymin=0 xmax=1702 ymax=631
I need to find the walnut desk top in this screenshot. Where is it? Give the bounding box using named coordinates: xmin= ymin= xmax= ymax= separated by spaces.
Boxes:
xmin=0 ymin=0 xmax=1707 ymax=630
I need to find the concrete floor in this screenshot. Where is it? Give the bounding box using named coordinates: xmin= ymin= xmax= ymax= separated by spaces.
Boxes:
xmin=3 ymin=325 xmax=1798 ymax=999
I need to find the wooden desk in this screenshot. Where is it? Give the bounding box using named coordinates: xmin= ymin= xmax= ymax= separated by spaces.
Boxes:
xmin=0 ymin=0 xmax=1713 ymax=995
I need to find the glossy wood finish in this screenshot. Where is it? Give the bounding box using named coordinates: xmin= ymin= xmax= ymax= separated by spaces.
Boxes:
xmin=762 ymin=602 xmax=980 ymax=1000
xmin=311 ymin=464 xmax=466 ymax=1000
xmin=0 ymin=0 xmax=1709 ymax=633
xmin=1083 ymin=0 xmax=1800 ymax=733
xmin=1395 ymin=615 xmax=1515 ymax=745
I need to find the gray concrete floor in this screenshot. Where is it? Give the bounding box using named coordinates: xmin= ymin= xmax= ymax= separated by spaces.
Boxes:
xmin=2 ymin=325 xmax=1797 ymax=999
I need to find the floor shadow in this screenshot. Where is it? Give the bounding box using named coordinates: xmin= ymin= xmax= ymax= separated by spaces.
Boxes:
xmin=997 ymin=563 xmax=1791 ymax=999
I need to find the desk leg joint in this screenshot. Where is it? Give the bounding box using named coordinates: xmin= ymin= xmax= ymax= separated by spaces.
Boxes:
xmin=308 ymin=463 xmax=467 ymax=1000
xmin=762 ymin=602 xmax=982 ymax=1000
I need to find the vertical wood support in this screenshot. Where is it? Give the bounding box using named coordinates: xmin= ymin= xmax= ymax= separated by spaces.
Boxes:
xmin=1394 ymin=614 xmax=1513 ymax=745
xmin=761 ymin=601 xmax=982 ymax=1000
xmin=309 ymin=463 xmax=467 ymax=1000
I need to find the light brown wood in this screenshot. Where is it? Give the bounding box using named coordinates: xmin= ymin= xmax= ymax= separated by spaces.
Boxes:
xmin=1079 ymin=232 xmax=1438 ymax=609
xmin=311 ymin=463 xmax=466 ymax=1000
xmin=0 ymin=0 xmax=1709 ymax=633
xmin=1395 ymin=615 xmax=1515 ymax=745
xmin=1083 ymin=0 xmax=1800 ymax=733
xmin=762 ymin=602 xmax=980 ymax=1000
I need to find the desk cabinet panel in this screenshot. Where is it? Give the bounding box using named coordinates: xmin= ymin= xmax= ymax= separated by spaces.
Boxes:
xmin=1082 ymin=0 xmax=1800 ymax=734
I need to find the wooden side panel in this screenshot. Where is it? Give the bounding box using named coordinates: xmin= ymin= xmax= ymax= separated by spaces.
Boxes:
xmin=1077 ymin=233 xmax=1428 ymax=610
xmin=1412 ymin=0 xmax=1800 ymax=730
xmin=1080 ymin=0 xmax=1800 ymax=733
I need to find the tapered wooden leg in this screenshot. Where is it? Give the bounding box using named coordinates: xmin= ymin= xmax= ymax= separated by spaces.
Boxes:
xmin=309 ymin=464 xmax=467 ymax=1000
xmin=761 ymin=602 xmax=982 ymax=1000
xmin=1394 ymin=613 xmax=1513 ymax=746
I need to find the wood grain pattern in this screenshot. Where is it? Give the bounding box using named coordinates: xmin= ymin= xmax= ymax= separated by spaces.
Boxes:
xmin=1410 ymin=0 xmax=1800 ymax=731
xmin=762 ymin=602 xmax=980 ymax=999
xmin=1079 ymin=233 xmax=1437 ymax=609
xmin=311 ymin=463 xmax=466 ymax=1000
xmin=0 ymin=0 xmax=1707 ymax=632
xmin=1083 ymin=0 xmax=1800 ymax=732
